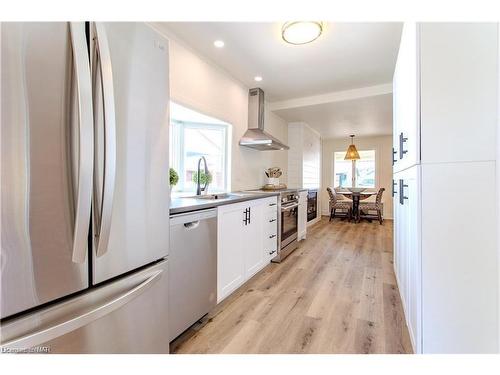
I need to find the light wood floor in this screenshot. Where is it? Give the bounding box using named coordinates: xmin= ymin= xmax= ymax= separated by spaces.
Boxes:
xmin=171 ymin=217 xmax=412 ymax=354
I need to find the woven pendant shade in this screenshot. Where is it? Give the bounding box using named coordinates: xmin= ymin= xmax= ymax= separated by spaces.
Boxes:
xmin=344 ymin=135 xmax=360 ymax=160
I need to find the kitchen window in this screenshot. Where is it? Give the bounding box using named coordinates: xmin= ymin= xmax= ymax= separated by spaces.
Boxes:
xmin=334 ymin=150 xmax=376 ymax=188
xmin=170 ymin=102 xmax=231 ymax=195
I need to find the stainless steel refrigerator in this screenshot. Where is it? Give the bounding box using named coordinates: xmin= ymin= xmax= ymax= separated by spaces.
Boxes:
xmin=1 ymin=22 xmax=170 ymax=353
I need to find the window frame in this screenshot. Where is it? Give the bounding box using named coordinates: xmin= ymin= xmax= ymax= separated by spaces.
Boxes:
xmin=333 ymin=149 xmax=377 ymax=189
xmin=170 ymin=119 xmax=230 ymax=194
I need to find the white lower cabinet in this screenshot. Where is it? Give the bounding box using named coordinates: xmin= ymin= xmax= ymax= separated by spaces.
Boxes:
xmin=394 ymin=165 xmax=421 ymax=353
xmin=217 ymin=202 xmax=247 ymax=302
xmin=297 ymin=190 xmax=307 ymax=241
xmin=395 ymin=162 xmax=498 ymax=353
xmin=243 ymin=202 xmax=265 ymax=280
xmin=217 ymin=197 xmax=278 ymax=303
xmin=421 ymin=162 xmax=497 ymax=353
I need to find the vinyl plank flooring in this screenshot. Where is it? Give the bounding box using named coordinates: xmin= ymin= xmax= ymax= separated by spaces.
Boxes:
xmin=171 ymin=217 xmax=412 ymax=354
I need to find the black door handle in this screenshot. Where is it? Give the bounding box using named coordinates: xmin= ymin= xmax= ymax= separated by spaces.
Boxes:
xmin=399 ymin=132 xmax=408 ymax=159
xmin=248 ymin=207 xmax=251 ymax=224
xmin=392 ymin=180 xmax=398 ymax=197
xmin=243 ymin=208 xmax=249 ymax=225
xmin=399 ymin=179 xmax=409 ymax=205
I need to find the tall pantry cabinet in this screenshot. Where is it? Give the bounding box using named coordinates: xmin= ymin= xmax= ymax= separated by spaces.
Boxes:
xmin=393 ymin=23 xmax=499 ymax=353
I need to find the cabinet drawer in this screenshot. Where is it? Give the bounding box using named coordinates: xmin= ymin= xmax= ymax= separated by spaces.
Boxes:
xmin=264 ymin=235 xmax=278 ymax=256
xmin=264 ymin=217 xmax=278 ymax=234
xmin=266 ymin=210 xmax=277 ymax=222
xmin=263 ymin=197 xmax=278 ymax=209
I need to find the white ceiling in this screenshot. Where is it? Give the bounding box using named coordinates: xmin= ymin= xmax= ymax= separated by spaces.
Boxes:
xmin=273 ymin=93 xmax=393 ymax=139
xmin=161 ymin=22 xmax=403 ymax=102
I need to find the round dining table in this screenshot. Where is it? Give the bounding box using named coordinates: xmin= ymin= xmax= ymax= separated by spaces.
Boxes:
xmin=340 ymin=191 xmax=378 ymax=223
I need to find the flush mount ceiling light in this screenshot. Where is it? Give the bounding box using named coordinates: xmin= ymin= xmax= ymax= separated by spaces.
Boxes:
xmin=281 ymin=21 xmax=324 ymax=45
xmin=344 ymin=135 xmax=360 ymax=160
xmin=254 ymin=76 xmax=263 ymax=82
xmin=213 ymin=40 xmax=225 ymax=48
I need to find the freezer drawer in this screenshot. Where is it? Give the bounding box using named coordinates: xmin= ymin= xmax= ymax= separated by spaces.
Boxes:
xmin=1 ymin=260 xmax=169 ymax=354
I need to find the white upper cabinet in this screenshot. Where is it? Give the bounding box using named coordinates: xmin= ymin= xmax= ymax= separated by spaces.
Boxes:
xmin=420 ymin=23 xmax=497 ymax=164
xmin=394 ymin=23 xmax=498 ymax=168
xmin=393 ymin=22 xmax=419 ymax=173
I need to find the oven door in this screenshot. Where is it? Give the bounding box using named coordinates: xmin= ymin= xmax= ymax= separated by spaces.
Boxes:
xmin=281 ymin=202 xmax=299 ymax=248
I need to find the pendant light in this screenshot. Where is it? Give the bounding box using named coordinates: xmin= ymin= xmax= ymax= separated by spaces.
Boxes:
xmin=344 ymin=135 xmax=360 ymax=160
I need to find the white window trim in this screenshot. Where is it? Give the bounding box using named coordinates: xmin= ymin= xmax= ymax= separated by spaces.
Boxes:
xmin=332 ymin=149 xmax=378 ymax=189
xmin=171 ymin=119 xmax=231 ymax=194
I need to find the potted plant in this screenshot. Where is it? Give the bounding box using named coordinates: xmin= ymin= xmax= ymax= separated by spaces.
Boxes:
xmin=169 ymin=168 xmax=179 ymax=193
xmin=192 ymin=171 xmax=213 ymax=194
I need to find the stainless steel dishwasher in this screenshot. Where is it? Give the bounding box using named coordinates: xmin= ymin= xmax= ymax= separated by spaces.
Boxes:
xmin=169 ymin=208 xmax=217 ymax=342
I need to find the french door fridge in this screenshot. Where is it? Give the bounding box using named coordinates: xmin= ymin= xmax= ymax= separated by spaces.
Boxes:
xmin=1 ymin=22 xmax=170 ymax=353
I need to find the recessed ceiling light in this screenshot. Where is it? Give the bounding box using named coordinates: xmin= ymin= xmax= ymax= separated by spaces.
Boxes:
xmin=254 ymin=76 xmax=263 ymax=82
xmin=213 ymin=40 xmax=225 ymax=48
xmin=282 ymin=21 xmax=324 ymax=45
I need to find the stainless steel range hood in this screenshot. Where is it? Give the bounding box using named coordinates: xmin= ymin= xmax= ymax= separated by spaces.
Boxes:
xmin=239 ymin=88 xmax=289 ymax=151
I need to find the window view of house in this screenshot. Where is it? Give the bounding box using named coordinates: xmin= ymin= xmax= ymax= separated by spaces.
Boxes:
xmin=334 ymin=150 xmax=375 ymax=188
xmin=169 ymin=102 xmax=231 ymax=195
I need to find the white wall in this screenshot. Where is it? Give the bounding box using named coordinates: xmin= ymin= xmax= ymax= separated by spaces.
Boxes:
xmin=152 ymin=24 xmax=288 ymax=191
xmin=321 ymin=135 xmax=394 ymax=219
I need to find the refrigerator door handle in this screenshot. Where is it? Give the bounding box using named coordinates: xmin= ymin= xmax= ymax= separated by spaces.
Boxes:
xmin=0 ymin=270 xmax=163 ymax=350
xmin=69 ymin=22 xmax=94 ymax=264
xmin=94 ymin=23 xmax=117 ymax=258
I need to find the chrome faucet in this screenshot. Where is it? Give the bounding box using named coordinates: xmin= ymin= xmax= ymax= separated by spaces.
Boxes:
xmin=196 ymin=156 xmax=209 ymax=196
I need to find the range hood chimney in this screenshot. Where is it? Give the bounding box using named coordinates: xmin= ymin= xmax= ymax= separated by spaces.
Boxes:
xmin=239 ymin=88 xmax=289 ymax=151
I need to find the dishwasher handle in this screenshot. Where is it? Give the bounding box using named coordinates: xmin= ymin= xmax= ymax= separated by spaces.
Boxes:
xmin=184 ymin=221 xmax=200 ymax=230
xmin=170 ymin=208 xmax=217 ymax=226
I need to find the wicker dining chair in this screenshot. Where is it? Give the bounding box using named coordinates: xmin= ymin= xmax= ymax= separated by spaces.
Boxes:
xmin=327 ymin=187 xmax=352 ymax=221
xmin=359 ymin=188 xmax=385 ymax=224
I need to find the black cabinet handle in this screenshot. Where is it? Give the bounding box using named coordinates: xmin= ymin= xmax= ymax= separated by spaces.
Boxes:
xmin=399 ymin=179 xmax=409 ymax=205
xmin=248 ymin=207 xmax=251 ymax=224
xmin=269 ymin=203 xmax=277 ymax=207
xmin=243 ymin=208 xmax=249 ymax=225
xmin=269 ymin=218 xmax=276 ymax=223
xmin=399 ymin=132 xmax=408 ymax=159
xmin=392 ymin=147 xmax=397 ymax=165
xmin=269 ymin=234 xmax=276 ymax=239
xmin=269 ymin=250 xmax=276 ymax=255
xmin=392 ymin=180 xmax=398 ymax=197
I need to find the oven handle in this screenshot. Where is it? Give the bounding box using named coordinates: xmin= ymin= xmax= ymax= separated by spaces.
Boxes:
xmin=281 ymin=203 xmax=299 ymax=211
